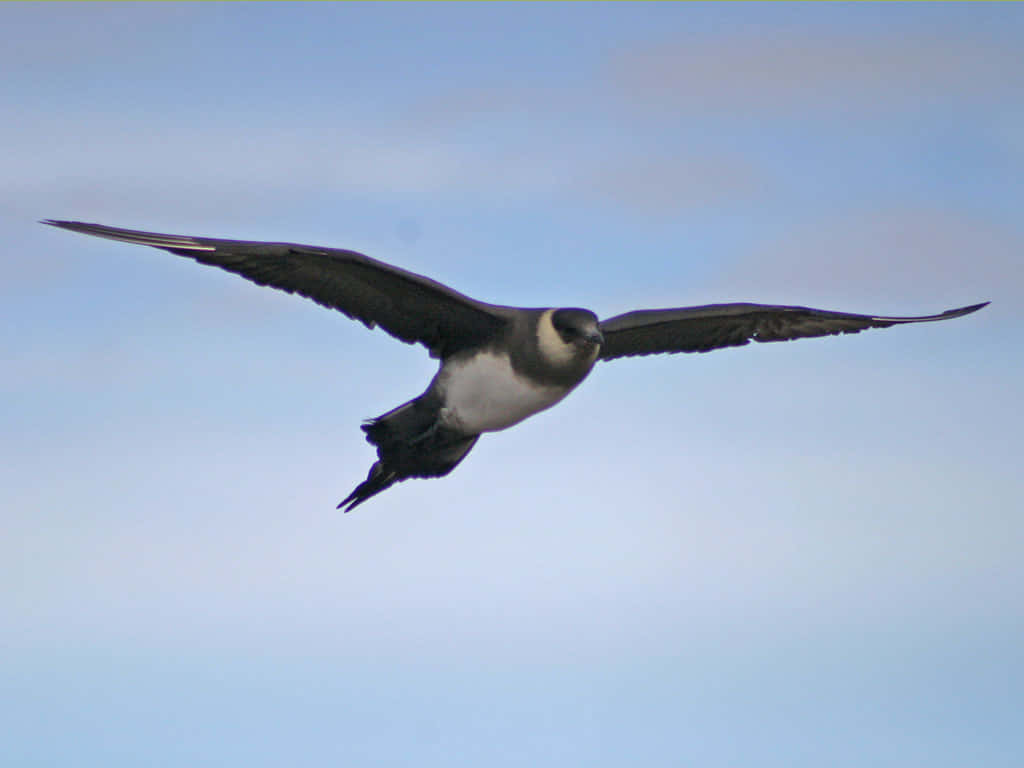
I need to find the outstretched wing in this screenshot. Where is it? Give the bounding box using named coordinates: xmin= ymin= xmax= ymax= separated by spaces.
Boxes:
xmin=43 ymin=220 xmax=510 ymax=359
xmin=598 ymin=301 xmax=988 ymax=360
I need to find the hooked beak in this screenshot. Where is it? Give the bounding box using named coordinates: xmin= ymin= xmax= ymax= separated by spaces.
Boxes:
xmin=585 ymin=328 xmax=605 ymax=346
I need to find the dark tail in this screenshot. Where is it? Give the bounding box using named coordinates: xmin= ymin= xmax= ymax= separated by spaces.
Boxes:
xmin=338 ymin=398 xmax=479 ymax=512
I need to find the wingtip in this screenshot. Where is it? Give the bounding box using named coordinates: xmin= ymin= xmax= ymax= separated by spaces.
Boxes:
xmin=40 ymin=218 xmax=84 ymax=231
xmin=952 ymin=301 xmax=990 ymax=317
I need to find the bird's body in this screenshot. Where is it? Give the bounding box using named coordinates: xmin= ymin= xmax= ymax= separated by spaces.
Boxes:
xmin=344 ymin=307 xmax=603 ymax=509
xmin=436 ymin=308 xmax=602 ymax=431
xmin=44 ymin=219 xmax=987 ymax=511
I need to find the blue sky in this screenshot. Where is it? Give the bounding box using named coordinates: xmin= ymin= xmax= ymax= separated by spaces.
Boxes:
xmin=3 ymin=3 xmax=1022 ymax=767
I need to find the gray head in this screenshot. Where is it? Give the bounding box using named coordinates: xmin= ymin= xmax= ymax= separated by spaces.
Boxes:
xmin=551 ymin=308 xmax=604 ymax=347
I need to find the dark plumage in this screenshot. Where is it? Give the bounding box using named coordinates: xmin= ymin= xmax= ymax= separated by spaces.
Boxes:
xmin=43 ymin=220 xmax=988 ymax=511
xmin=597 ymin=302 xmax=987 ymax=359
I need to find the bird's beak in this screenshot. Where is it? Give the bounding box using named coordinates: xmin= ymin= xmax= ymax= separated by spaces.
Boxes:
xmin=585 ymin=329 xmax=605 ymax=345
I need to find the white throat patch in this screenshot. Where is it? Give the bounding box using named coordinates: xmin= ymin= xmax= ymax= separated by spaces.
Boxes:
xmin=536 ymin=309 xmax=575 ymax=367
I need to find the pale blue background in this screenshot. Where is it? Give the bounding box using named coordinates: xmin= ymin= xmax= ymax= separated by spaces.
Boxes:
xmin=3 ymin=3 xmax=1022 ymax=766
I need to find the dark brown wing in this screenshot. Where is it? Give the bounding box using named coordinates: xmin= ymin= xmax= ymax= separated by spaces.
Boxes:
xmin=598 ymin=302 xmax=988 ymax=360
xmin=43 ymin=220 xmax=510 ymax=359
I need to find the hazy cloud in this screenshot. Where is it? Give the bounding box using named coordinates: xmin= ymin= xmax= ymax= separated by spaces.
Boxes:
xmin=705 ymin=206 xmax=1022 ymax=311
xmin=611 ymin=32 xmax=1024 ymax=115
xmin=5 ymin=105 xmax=770 ymax=227
xmin=2 ymin=111 xmax=478 ymax=215
xmin=585 ymin=153 xmax=770 ymax=213
xmin=0 ymin=4 xmax=193 ymax=73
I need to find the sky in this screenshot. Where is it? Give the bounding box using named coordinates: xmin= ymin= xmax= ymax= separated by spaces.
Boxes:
xmin=3 ymin=3 xmax=1022 ymax=766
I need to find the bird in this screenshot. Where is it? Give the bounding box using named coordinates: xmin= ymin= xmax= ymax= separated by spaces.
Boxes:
xmin=43 ymin=219 xmax=988 ymax=512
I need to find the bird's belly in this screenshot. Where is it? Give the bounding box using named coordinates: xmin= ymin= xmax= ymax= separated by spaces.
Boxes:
xmin=438 ymin=353 xmax=568 ymax=434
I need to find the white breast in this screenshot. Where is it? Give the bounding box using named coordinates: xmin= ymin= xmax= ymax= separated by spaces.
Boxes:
xmin=437 ymin=352 xmax=569 ymax=434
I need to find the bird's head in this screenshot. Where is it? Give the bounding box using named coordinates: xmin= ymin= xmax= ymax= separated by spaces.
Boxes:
xmin=552 ymin=308 xmax=604 ymax=348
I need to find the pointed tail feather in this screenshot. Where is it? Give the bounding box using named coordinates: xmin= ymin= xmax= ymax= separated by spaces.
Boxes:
xmin=339 ymin=395 xmax=481 ymax=512
xmin=339 ymin=433 xmax=480 ymax=512
xmin=338 ymin=462 xmax=397 ymax=513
